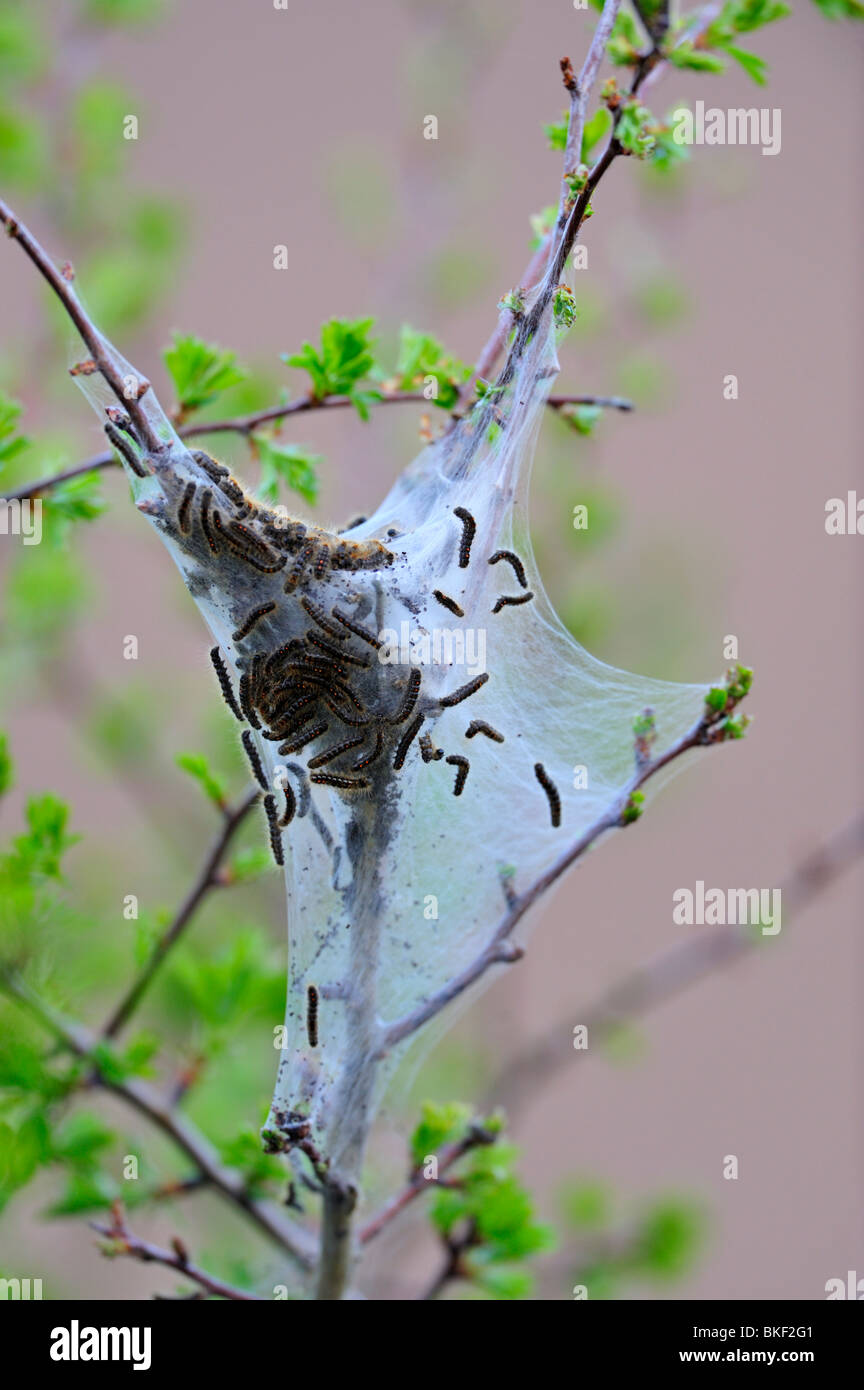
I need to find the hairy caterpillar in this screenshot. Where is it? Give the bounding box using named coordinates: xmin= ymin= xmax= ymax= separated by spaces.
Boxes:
xmin=232 ymin=602 xmax=277 ymax=642
xmin=309 ymin=771 xmax=371 ymax=790
xmin=306 ymin=985 xmax=319 ymax=1048
xmin=453 ymin=506 xmax=476 ymax=568
xmin=278 ymin=776 xmax=297 ymax=827
xmin=104 ymin=421 xmax=150 ymax=478
xmin=263 ymin=793 xmax=285 ymax=865
xmin=534 ymin=762 xmax=561 ymax=828
xmin=307 ymin=734 xmax=367 ymax=770
xmin=393 ymin=713 xmax=424 ymax=771
xmin=300 ymin=596 xmax=348 ymax=642
xmin=419 ymin=732 xmax=444 ymax=763
xmin=306 ymin=631 xmax=370 ymax=668
xmin=177 ymin=481 xmax=196 ymax=534
xmin=488 ymin=549 xmax=527 ymax=589
xmin=241 ymin=729 xmax=269 ymax=790
xmin=199 ymin=489 xmax=219 ymax=554
xmin=332 ymin=606 xmax=383 ymax=650
xmin=387 ymin=668 xmax=421 ymax=725
xmin=278 ymin=721 xmax=329 ymax=755
xmin=238 ymin=670 xmax=261 ymax=729
xmin=352 ymin=728 xmax=383 ymax=771
xmin=465 ymin=719 xmax=505 ymax=743
xmin=439 ymin=672 xmax=489 ymax=707
xmin=445 ymin=754 xmax=470 ymax=796
xmin=492 ymin=591 xmax=534 ymax=614
xmin=432 ymin=589 xmax=465 ymax=618
xmin=209 ymin=647 xmax=243 ymax=721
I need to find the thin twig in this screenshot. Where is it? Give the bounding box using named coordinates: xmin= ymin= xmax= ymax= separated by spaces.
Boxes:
xmin=359 ymin=1124 xmax=496 ymax=1245
xmin=0 ymin=971 xmax=315 ymax=1268
xmin=100 ymin=785 xmax=260 ymax=1040
xmin=378 ymin=696 xmax=744 ymax=1055
xmin=92 ymin=1204 xmax=264 ymax=1301
xmin=488 ymin=811 xmax=864 ymax=1113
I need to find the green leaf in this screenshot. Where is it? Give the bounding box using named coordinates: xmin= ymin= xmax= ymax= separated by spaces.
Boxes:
xmin=581 ymin=107 xmax=611 ymax=163
xmin=561 ymin=1178 xmax=614 ymax=1230
xmin=12 ymin=796 xmax=78 ymax=879
xmin=163 ymin=333 xmax=247 ymax=416
xmin=175 ymin=752 xmax=227 ymax=809
xmin=0 ymin=1110 xmax=50 ymax=1208
xmin=0 ymin=390 xmax=28 ymax=469
xmin=630 ymin=1199 xmax=705 ymax=1279
xmin=252 ymin=435 xmax=321 ymax=506
xmin=218 ymin=1130 xmax=284 ymax=1195
xmin=0 ymin=4 xmax=50 ymax=85
xmin=723 ymin=43 xmax=768 ymax=83
xmin=617 ymin=101 xmax=656 ymax=159
xmin=82 ymin=0 xmax=166 ymax=24
xmin=46 ymin=1169 xmax=117 ymax=1217
xmin=47 ymin=471 xmax=107 ymax=525
xmin=810 ymin=0 xmax=864 ymax=13
xmin=394 ymin=326 xmax=470 ymax=410
xmin=410 ymin=1100 xmax=472 ymax=1168
xmin=543 ymin=113 xmax=568 ymax=151
xmin=0 ymin=103 xmax=48 ymax=194
xmin=282 ymin=317 xmax=377 ymax=409
xmin=73 ymin=82 xmax=131 ymax=183
xmin=51 ymin=1112 xmax=114 ymax=1166
xmin=667 ymin=42 xmax=726 ymax=73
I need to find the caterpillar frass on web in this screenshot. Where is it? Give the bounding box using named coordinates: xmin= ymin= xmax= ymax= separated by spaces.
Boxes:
xmin=453 ymin=506 xmax=476 ymax=568
xmin=492 ymin=591 xmax=534 ymax=615
xmin=393 ymin=713 xmax=424 ymax=771
xmin=387 ymin=669 xmax=422 ymax=725
xmin=488 ymin=549 xmax=527 ymax=589
xmin=445 ymin=754 xmax=470 ymax=796
xmin=432 ymin=589 xmax=465 ymax=618
xmin=209 ymin=647 xmax=243 ymax=721
xmin=241 ymin=729 xmax=269 ymax=791
xmin=465 ymin=719 xmax=505 ymax=743
xmin=331 ymin=606 xmax=383 ymax=651
xmin=534 ymin=762 xmax=562 ymax=828
xmin=232 ymin=602 xmax=277 ymax=643
xmin=306 ymin=985 xmax=319 ymax=1048
xmin=439 ymin=672 xmax=489 ymax=707
xmin=177 ymin=481 xmax=196 ymax=534
xmin=263 ymin=793 xmax=285 ymax=866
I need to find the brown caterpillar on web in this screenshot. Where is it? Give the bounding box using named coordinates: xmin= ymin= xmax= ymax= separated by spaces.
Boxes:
xmin=453 ymin=507 xmax=476 ymax=568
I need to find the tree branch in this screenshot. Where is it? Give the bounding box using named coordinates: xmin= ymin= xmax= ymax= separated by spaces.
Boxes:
xmin=488 ymin=811 xmax=864 ymax=1113
xmin=378 ymin=690 xmax=747 ymax=1055
xmin=358 ymin=1123 xmax=495 ymax=1245
xmin=100 ymin=785 xmax=260 ymax=1040
xmin=92 ymin=1203 xmax=264 ymax=1301
xmin=0 ymin=971 xmax=315 ymax=1269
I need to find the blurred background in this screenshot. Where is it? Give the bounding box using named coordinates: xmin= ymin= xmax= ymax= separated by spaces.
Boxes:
xmin=0 ymin=0 xmax=860 ymax=1300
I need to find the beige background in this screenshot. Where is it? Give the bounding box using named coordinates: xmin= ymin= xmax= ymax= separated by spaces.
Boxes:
xmin=1 ymin=0 xmax=861 ymax=1299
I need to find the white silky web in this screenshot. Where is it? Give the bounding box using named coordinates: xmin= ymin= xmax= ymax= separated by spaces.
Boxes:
xmin=70 ymin=280 xmax=708 ymax=1186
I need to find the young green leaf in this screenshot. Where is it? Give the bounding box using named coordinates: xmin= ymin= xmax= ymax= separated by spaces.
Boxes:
xmin=252 ymin=434 xmax=321 ymax=506
xmin=163 ymin=333 xmax=247 ymax=417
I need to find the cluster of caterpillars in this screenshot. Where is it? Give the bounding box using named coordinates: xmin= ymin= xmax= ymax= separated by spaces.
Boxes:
xmin=414 ymin=508 xmax=559 ymax=824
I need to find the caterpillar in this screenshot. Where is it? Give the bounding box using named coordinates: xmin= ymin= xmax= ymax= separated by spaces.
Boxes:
xmin=199 ymin=489 xmax=219 ymax=554
xmin=432 ymin=589 xmax=464 ymax=618
xmin=238 ymin=670 xmax=261 ymax=729
xmin=534 ymin=762 xmax=562 ymax=828
xmin=439 ymin=672 xmax=489 ymax=707
xmin=232 ymin=602 xmax=277 ymax=643
xmin=213 ymin=513 xmax=285 ymax=573
xmin=307 ymin=734 xmax=366 ymax=770
xmin=263 ymin=793 xmax=285 ymax=865
xmin=332 ymin=606 xmax=383 ymax=650
xmin=306 ymin=985 xmax=319 ymax=1048
xmin=465 ymin=719 xmax=505 ymax=743
xmin=488 ymin=549 xmax=527 ymax=589
xmin=445 ymin=753 xmax=470 ymax=796
xmin=192 ymin=449 xmax=229 ymax=481
xmin=241 ymin=729 xmax=268 ymax=790
xmin=177 ymin=481 xmax=196 ymax=534
xmin=278 ymin=776 xmax=296 ymax=827
xmin=226 ymin=518 xmax=278 ymax=559
xmin=209 ymin=647 xmax=243 ymax=721
xmin=419 ymin=732 xmax=444 ymax=763
xmin=393 ymin=713 xmax=424 ymax=771
xmin=323 ymin=698 xmax=370 ymax=729
xmin=453 ymin=506 xmax=476 ymax=568
xmin=353 ymin=728 xmax=383 ymax=771
xmin=278 ymin=721 xmax=329 ymax=755
xmin=284 ymin=542 xmax=317 ymax=593
xmin=300 ymin=596 xmax=348 ymax=642
xmin=104 ymin=421 xmax=150 ymax=479
xmin=387 ymin=668 xmax=421 ymax=725
xmin=492 ymin=591 xmax=534 ymax=615
xmin=309 ymin=771 xmax=371 ymax=790
xmin=306 ymin=631 xmax=370 ymax=668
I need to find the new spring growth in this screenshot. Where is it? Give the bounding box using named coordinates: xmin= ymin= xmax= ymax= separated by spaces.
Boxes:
xmin=553 ymin=285 xmax=578 ymax=329
xmin=621 ymin=790 xmax=645 ymax=825
xmin=703 ymin=664 xmax=753 ymax=742
xmin=633 ymin=707 xmax=657 ymax=770
xmin=497 ymin=288 xmax=526 ymax=317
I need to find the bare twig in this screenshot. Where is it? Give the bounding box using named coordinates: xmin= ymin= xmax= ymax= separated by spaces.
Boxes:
xmin=100 ymin=785 xmax=260 ymax=1040
xmin=359 ymin=1123 xmax=496 ymax=1245
xmin=92 ymin=1203 xmax=264 ymax=1300
xmin=0 ymin=971 xmax=315 ymax=1268
xmin=488 ymin=811 xmax=864 ymax=1113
